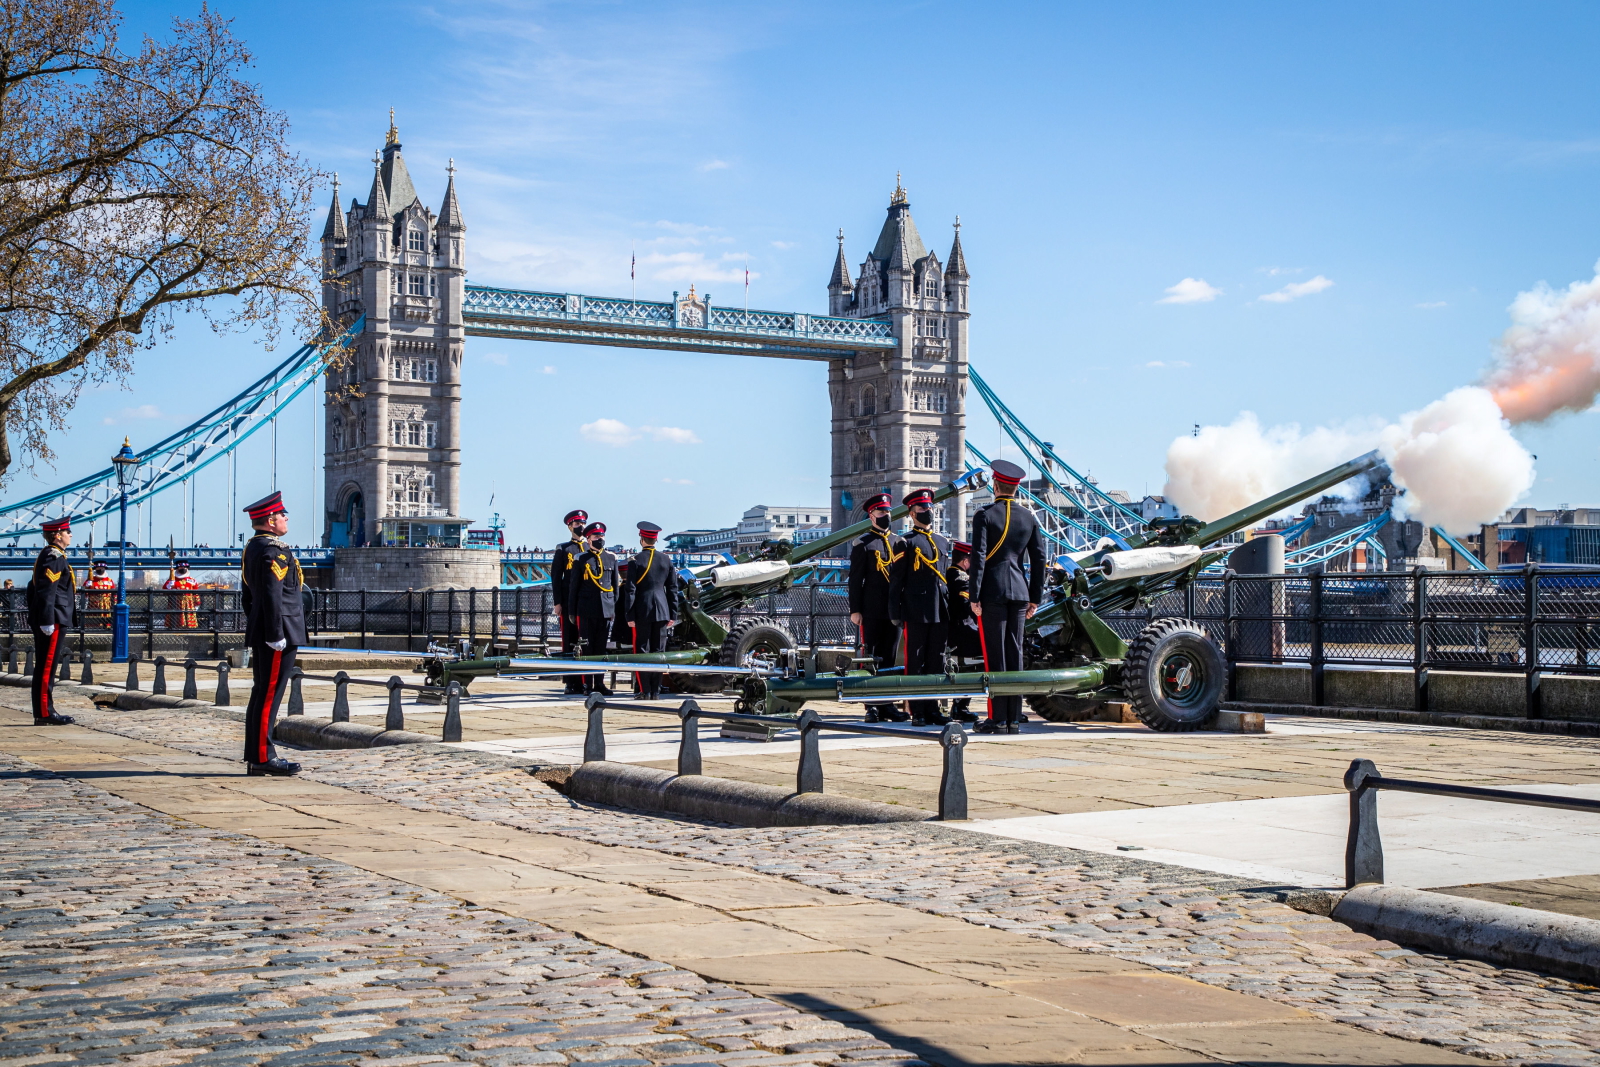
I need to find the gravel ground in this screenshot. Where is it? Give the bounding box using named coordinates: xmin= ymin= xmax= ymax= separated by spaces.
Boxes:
xmin=31 ymin=702 xmax=1600 ymax=1067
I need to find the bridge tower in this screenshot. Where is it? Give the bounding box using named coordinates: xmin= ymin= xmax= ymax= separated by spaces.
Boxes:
xmin=826 ymin=178 xmax=970 ymax=537
xmin=319 ymin=116 xmax=469 ymax=549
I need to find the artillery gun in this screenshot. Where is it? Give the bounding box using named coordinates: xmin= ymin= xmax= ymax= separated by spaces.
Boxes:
xmin=748 ymin=451 xmax=1383 ymax=731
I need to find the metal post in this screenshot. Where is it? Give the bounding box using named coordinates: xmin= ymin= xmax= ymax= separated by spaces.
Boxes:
xmin=515 ymin=589 xmax=524 ymax=653
xmin=152 ymin=655 xmax=166 ymax=696
xmin=678 ymin=699 xmax=702 ymax=776
xmin=214 ymin=661 xmax=231 ymax=706
xmin=407 ymin=589 xmax=415 ymax=651
xmin=937 ymin=721 xmax=968 ymax=821
xmin=1412 ymin=566 xmax=1429 ymax=712
xmin=1525 ymin=561 xmax=1542 ymax=719
xmin=1309 ymin=570 xmax=1325 ymax=707
xmin=145 ymin=590 xmax=155 ymax=659
xmin=449 ymin=588 xmax=457 ymax=639
xmin=125 ymin=653 xmax=140 ymax=692
xmin=1185 ymin=579 xmax=1196 ymax=622
xmin=385 ymin=675 xmax=405 ymax=731
xmin=492 ymin=586 xmax=500 ymax=648
xmin=1222 ymin=571 xmax=1236 ymax=701
xmin=333 ymin=670 xmax=350 ymax=722
xmin=469 ymin=587 xmax=478 ymax=643
xmin=112 ymin=482 xmax=130 ymax=663
xmin=359 ymin=589 xmax=368 ymax=649
xmin=287 ymin=667 xmax=304 ymax=716
xmin=80 ymin=649 xmax=94 ymax=686
xmin=796 ymin=708 xmax=823 ymax=794
xmin=583 ymin=694 xmax=606 ymax=762
xmin=539 ymin=591 xmax=549 ymax=654
xmin=442 ymin=681 xmax=462 ymax=742
xmin=1344 ymin=758 xmax=1384 ymax=888
xmin=210 ymin=591 xmax=220 ymax=658
xmin=183 ymin=658 xmax=197 ymax=699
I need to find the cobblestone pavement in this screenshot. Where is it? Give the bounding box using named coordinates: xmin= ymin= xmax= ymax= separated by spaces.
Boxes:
xmin=26 ymin=701 xmax=1600 ymax=1067
xmin=0 ymin=748 xmax=925 ymax=1067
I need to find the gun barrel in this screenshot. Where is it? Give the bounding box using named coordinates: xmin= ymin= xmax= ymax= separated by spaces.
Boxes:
xmin=1183 ymin=450 xmax=1382 ymax=548
xmin=782 ymin=469 xmax=988 ymax=565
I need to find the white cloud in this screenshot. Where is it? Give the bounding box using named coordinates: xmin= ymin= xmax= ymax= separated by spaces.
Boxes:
xmin=644 ymin=425 xmax=702 ymax=444
xmin=101 ymin=404 xmax=166 ymax=425
xmin=1261 ymin=266 xmax=1304 ymax=276
xmin=1260 ymin=275 xmax=1335 ymax=303
xmin=542 ymin=365 xmax=557 ymax=374
xmin=1145 ymin=360 xmax=1192 ymax=368
xmin=770 ymin=240 xmax=795 ymax=250
xmin=483 ymin=352 xmax=508 ymax=365
xmin=579 ymin=418 xmax=640 ymax=446
xmin=1157 ymin=278 xmax=1222 ymax=305
xmin=1416 ymin=301 xmax=1448 ymax=309
xmin=698 ymin=159 xmax=729 ymax=171
xmin=642 ymin=250 xmax=759 ymax=284
xmin=580 ymin=420 xmax=701 ymax=446
xmin=662 ymin=477 xmax=695 ymax=485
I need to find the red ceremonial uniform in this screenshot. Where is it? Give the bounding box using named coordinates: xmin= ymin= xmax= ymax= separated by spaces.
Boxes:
xmin=163 ymin=573 xmax=200 ymax=629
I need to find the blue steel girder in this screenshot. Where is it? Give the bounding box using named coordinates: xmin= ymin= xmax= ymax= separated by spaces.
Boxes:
xmin=0 ymin=546 xmax=334 ymax=571
xmin=462 ymin=285 xmax=895 ymax=361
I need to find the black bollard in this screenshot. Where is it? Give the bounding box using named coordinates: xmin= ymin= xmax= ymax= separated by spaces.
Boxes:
xmin=214 ymin=661 xmax=231 ymax=706
xmin=385 ymin=676 xmax=405 ymax=731
xmin=182 ymin=659 xmax=197 ymax=700
xmin=332 ymin=671 xmax=350 ymax=722
xmin=937 ymin=722 xmax=968 ymax=821
xmin=80 ymin=650 xmax=94 ymax=686
xmin=58 ymin=651 xmax=72 ymax=682
xmin=795 ymin=709 xmax=823 ymax=794
xmin=677 ymin=700 xmax=702 ymax=776
xmin=152 ymin=656 xmax=167 ymax=696
xmin=124 ymin=654 xmax=140 ymax=692
xmin=287 ymin=667 xmax=304 ymax=716
xmin=1344 ymin=759 xmax=1385 ymax=888
xmin=442 ymin=681 xmax=462 ymax=743
xmin=24 ymin=648 xmax=33 ymax=676
xmin=583 ymin=694 xmax=606 ymax=762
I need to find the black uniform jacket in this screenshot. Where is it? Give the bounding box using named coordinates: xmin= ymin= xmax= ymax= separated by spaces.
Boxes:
xmin=968 ymin=497 xmax=1046 ymax=605
xmin=889 ymin=527 xmax=950 ymax=624
xmin=26 ymin=547 xmax=76 ymax=629
xmin=569 ymin=547 xmax=619 ymax=619
xmin=848 ymin=527 xmax=900 ymax=619
xmin=618 ymin=546 xmax=678 ymax=624
xmin=242 ymin=533 xmax=306 ymax=646
xmin=947 ymin=564 xmax=980 ymax=652
xmin=550 ymin=537 xmax=586 ymax=610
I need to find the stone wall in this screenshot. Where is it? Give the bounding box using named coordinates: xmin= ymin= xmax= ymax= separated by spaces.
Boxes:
xmin=332 ymin=547 xmax=499 ymax=591
xmin=1235 ymin=663 xmax=1600 ymax=722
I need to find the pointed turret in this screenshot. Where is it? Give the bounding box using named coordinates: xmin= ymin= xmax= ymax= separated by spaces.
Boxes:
xmin=870 ymin=173 xmax=927 ymax=269
xmin=828 ymin=229 xmax=852 ymax=290
xmin=366 ymin=153 xmax=390 ymax=222
xmin=946 ymin=216 xmax=968 ymax=279
xmin=437 ymin=158 xmax=465 ymax=231
xmin=321 ymin=176 xmax=347 ymax=241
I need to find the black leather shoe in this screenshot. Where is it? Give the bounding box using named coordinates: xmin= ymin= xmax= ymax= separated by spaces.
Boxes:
xmin=883 ymin=707 xmax=911 ymax=723
xmin=247 ymin=758 xmax=301 ymax=777
xmin=922 ymin=712 xmax=950 ymax=727
xmin=33 ymin=713 xmax=74 ymax=726
xmin=1005 ymin=723 xmax=1022 ymax=734
xmin=863 ymin=708 xmax=882 ymax=723
xmin=951 ymin=708 xmax=979 ymax=724
xmin=973 ymin=719 xmax=1001 ymax=734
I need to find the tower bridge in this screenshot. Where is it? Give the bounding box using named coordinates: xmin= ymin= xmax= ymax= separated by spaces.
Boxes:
xmin=319 ymin=121 xmax=972 ymax=548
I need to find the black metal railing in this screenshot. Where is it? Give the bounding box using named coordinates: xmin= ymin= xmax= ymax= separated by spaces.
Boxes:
xmin=582 ymin=694 xmax=968 ymax=820
xmin=289 ymin=668 xmax=462 ymax=743
xmin=1102 ymin=563 xmax=1600 ymax=718
xmin=1343 ymin=757 xmax=1600 ymax=888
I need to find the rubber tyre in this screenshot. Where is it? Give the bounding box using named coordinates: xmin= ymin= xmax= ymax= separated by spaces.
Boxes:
xmin=1123 ymin=617 xmax=1224 ymax=732
xmin=718 ymin=616 xmax=797 ymax=669
xmin=1026 ymin=693 xmax=1104 ymax=723
xmin=664 ymin=672 xmax=728 ymax=695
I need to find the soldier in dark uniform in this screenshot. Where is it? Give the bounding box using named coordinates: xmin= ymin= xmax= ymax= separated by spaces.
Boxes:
xmin=945 ymin=540 xmax=981 ymax=724
xmin=570 ymin=521 xmax=618 ymax=695
xmin=619 ymin=521 xmax=678 ymax=700
xmin=550 ymin=509 xmax=589 ymax=694
xmin=848 ymin=493 xmax=909 ymax=723
xmin=26 ymin=516 xmax=76 ymax=725
xmin=889 ymin=489 xmax=951 ymax=726
xmin=239 ymin=492 xmax=303 ymax=776
xmin=968 ymin=460 xmax=1045 ymax=734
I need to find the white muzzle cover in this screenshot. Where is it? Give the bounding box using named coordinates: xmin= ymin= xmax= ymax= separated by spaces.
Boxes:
xmin=1099 ymin=545 xmax=1203 ymax=580
xmin=709 ymin=560 xmax=792 ymax=588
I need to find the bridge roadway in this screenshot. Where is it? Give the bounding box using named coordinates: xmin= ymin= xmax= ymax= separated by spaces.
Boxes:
xmin=462 ymin=285 xmax=896 ymax=360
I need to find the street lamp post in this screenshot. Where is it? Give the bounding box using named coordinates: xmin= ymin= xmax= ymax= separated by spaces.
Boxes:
xmin=110 ymin=438 xmax=140 ymax=663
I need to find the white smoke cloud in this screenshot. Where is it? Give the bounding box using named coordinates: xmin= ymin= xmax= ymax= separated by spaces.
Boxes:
xmin=1484 ymin=262 xmax=1600 ymax=423
xmin=1162 ymin=388 xmax=1534 ymax=535
xmin=1157 ymin=277 xmax=1222 ymax=304
xmin=1259 ymin=275 xmax=1334 ymax=303
xmin=1382 ymin=387 xmax=1535 ymax=534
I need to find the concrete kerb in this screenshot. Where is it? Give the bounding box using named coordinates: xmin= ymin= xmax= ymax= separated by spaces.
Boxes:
xmin=1223 ymin=699 xmax=1600 ymax=737
xmin=565 ymin=760 xmax=931 ymax=827
xmin=271 ymin=715 xmax=437 ymax=750
xmin=1329 ymin=884 xmax=1600 ymax=984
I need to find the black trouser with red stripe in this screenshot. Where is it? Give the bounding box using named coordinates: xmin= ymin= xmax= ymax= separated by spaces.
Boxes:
xmin=980 ymin=600 xmax=1028 ymax=723
xmin=244 ymin=642 xmax=297 ymax=766
xmin=558 ymin=606 xmax=583 ymax=692
xmin=30 ymin=626 xmax=64 ymax=722
xmin=903 ymin=619 xmax=949 ymax=720
xmin=632 ymin=619 xmax=668 ymax=699
xmin=859 ymin=615 xmax=900 ymax=719
xmin=577 ymin=612 xmax=610 ymax=692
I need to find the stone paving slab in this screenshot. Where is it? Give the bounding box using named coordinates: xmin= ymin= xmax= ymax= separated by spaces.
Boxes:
xmin=0 ymin=751 xmax=923 ymax=1067
xmin=10 ymin=692 xmax=1600 ymax=1065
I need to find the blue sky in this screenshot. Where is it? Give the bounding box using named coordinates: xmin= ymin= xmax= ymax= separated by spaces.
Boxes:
xmin=20 ymin=0 xmax=1600 ymax=549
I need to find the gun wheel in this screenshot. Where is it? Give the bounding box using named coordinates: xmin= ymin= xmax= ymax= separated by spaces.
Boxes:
xmin=719 ymin=616 xmax=797 ymax=668
xmin=1123 ymin=617 xmax=1224 ymax=732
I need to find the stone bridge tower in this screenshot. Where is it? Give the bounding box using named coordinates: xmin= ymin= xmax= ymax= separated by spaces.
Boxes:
xmin=319 ymin=117 xmax=468 ymax=550
xmin=827 ymin=178 xmax=970 ymax=537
